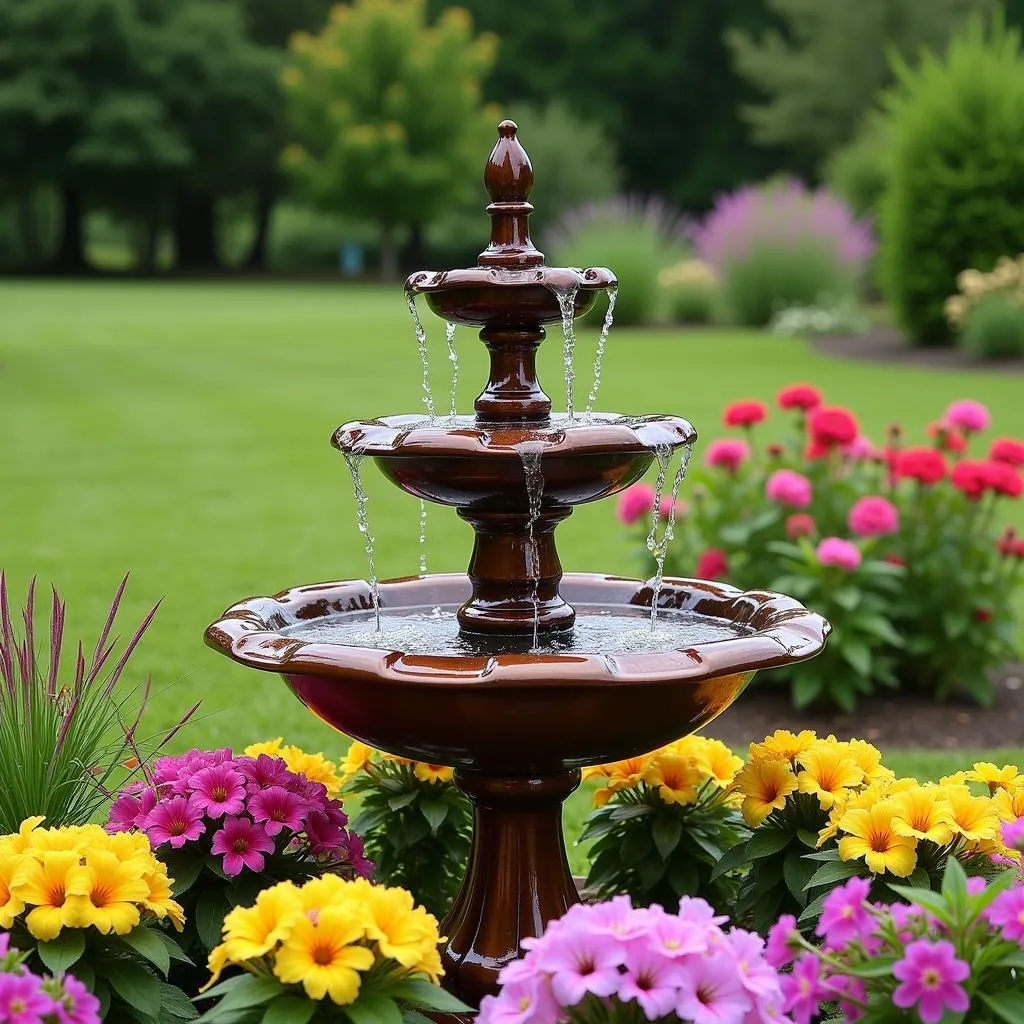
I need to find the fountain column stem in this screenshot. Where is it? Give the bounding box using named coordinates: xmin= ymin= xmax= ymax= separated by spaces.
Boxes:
xmin=475 ymin=326 xmax=550 ymax=421
xmin=441 ymin=770 xmax=581 ymax=1007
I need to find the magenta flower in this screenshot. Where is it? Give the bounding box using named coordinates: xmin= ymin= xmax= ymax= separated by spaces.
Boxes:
xmin=50 ymin=973 xmax=102 ymax=1024
xmin=210 ymin=815 xmax=276 ymax=876
xmin=726 ymin=929 xmax=779 ymax=1000
xmin=541 ymin=923 xmax=625 ymax=1006
xmin=705 ymin=437 xmax=751 ymax=474
xmin=764 ymin=914 xmax=799 ymax=969
xmin=0 ymin=973 xmax=60 ymax=1024
xmin=676 ymin=896 xmax=729 ymax=928
xmin=477 ymin=974 xmax=557 ymax=1024
xmin=986 ymin=886 xmax=1024 ymax=943
xmin=848 ymin=495 xmax=900 ymax=537
xmin=817 ymin=536 xmax=862 ymax=572
xmin=674 ymin=947 xmax=752 ymax=1024
xmin=765 ymin=468 xmax=813 ymax=508
xmin=238 ymin=753 xmax=292 ymax=793
xmin=892 ymin=940 xmax=970 ymax=1024
xmin=248 ymin=786 xmax=307 ymax=837
xmin=305 ymin=809 xmax=345 ymax=856
xmin=584 ymin=895 xmax=656 ymax=940
xmin=780 ymin=954 xmax=825 ymax=1024
xmin=823 ymin=974 xmax=867 ymax=1023
xmin=1002 ymin=817 xmax=1024 ymax=851
xmin=618 ymin=483 xmax=657 ymax=525
xmin=619 ymin=942 xmax=684 ymax=1020
xmin=645 ymin=909 xmax=711 ymax=959
xmin=189 ymin=763 xmax=246 ymax=818
xmin=841 ymin=434 xmax=877 ymax=461
xmin=817 ymin=876 xmax=873 ymax=948
xmin=945 ymin=399 xmax=990 ymax=434
xmin=142 ymin=795 xmax=206 ymax=849
xmin=106 ymin=786 xmax=157 ymax=833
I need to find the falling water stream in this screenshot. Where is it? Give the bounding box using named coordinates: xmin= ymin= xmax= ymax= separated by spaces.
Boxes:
xmin=405 ymin=292 xmax=436 ymax=421
xmin=418 ymin=499 xmax=429 ymax=575
xmin=445 ymin=321 xmax=459 ymax=423
xmin=646 ymin=445 xmax=693 ymax=628
xmin=549 ymin=284 xmax=580 ymax=421
xmin=518 ymin=444 xmax=546 ymax=650
xmin=584 ymin=285 xmax=618 ymax=424
xmin=343 ymin=454 xmax=381 ymax=630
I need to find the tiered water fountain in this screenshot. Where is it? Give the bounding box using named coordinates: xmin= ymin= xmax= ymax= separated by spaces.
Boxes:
xmin=205 ymin=122 xmax=829 ymax=1008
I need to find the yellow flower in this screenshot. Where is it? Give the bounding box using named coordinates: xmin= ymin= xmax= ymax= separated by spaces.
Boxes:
xmin=412 ymin=942 xmax=444 ymax=984
xmin=279 ymin=745 xmax=343 ymax=796
xmin=836 ymin=804 xmax=918 ymax=877
xmin=10 ymin=850 xmax=88 ymax=940
xmin=993 ymin=784 xmax=1024 ymax=822
xmin=299 ymin=874 xmax=353 ymax=911
xmin=603 ymin=756 xmax=651 ymax=792
xmin=796 ymin=744 xmax=864 ymax=810
xmin=0 ymin=850 xmax=26 ymax=928
xmin=940 ymin=771 xmax=968 ymax=787
xmin=965 ymin=763 xmax=1020 ymax=794
xmin=222 ymin=881 xmax=305 ymax=960
xmin=940 ymin=786 xmax=1001 ymax=843
xmin=888 ymin=787 xmax=953 ymax=845
xmin=749 ymin=730 xmax=817 ymax=765
xmin=733 ymin=759 xmax=799 ymax=827
xmin=0 ymin=816 xmax=46 ymax=855
xmin=141 ymin=865 xmax=185 ymax=931
xmin=361 ymin=884 xmax=441 ymax=969
xmin=845 ymin=740 xmax=894 ymax=784
xmin=62 ymin=849 xmax=149 ymax=935
xmin=687 ymin=738 xmax=744 ymax=789
xmin=273 ymin=905 xmax=375 ymax=1004
xmin=413 ymin=763 xmax=454 ymax=785
xmin=644 ymin=753 xmax=703 ymax=806
xmin=244 ymin=737 xmax=283 ymax=758
xmin=339 ymin=742 xmax=376 ymax=782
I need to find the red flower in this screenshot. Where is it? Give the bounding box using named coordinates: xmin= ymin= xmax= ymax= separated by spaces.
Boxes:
xmin=786 ymin=513 xmax=816 ymax=539
xmin=695 ymin=548 xmax=729 ymax=580
xmin=975 ymin=608 xmax=993 ymax=623
xmin=991 ymin=438 xmax=1024 ymax=467
xmin=927 ymin=421 xmax=967 ymax=454
xmin=777 ymin=384 xmax=823 ymax=412
xmin=766 ymin=443 xmax=785 ymax=459
xmin=893 ymin=447 xmax=947 ymax=485
xmin=987 ymin=460 xmax=1023 ymax=498
xmin=883 ymin=553 xmax=905 ymax=567
xmin=809 ymin=406 xmax=859 ymax=448
xmin=723 ymin=400 xmax=768 ymax=428
xmin=1012 ymin=540 xmax=1024 ymax=560
xmin=951 ymin=460 xmax=990 ymax=501
xmin=998 ymin=526 xmax=1018 ymax=556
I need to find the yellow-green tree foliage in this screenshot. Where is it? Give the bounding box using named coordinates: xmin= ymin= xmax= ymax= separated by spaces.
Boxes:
xmin=282 ymin=0 xmax=497 ymax=278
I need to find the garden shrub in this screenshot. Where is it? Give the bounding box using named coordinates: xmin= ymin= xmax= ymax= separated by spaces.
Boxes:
xmin=618 ymin=389 xmax=1024 ymax=710
xmin=657 ymin=259 xmax=718 ymax=324
xmin=823 ymin=113 xmax=891 ymax=219
xmin=945 ymin=254 xmax=1024 ymax=359
xmin=545 ymin=196 xmax=688 ymax=326
xmin=693 ymin=179 xmax=874 ymax=327
xmin=878 ymin=12 xmax=1024 ymax=346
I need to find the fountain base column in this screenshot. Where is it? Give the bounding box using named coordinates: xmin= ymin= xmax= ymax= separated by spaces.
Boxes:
xmin=440 ymin=770 xmax=581 ymax=1009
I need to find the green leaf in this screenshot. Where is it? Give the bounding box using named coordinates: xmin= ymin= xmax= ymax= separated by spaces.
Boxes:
xmin=419 ymin=799 xmax=449 ymax=833
xmin=994 ymin=952 xmax=1024 ymax=969
xmin=792 ymin=671 xmax=823 ymax=708
xmin=344 ymin=993 xmax=404 ymax=1024
xmin=98 ymin=961 xmax=162 ymax=1020
xmin=620 ymin=829 xmax=652 ymax=867
xmin=833 ymin=586 xmax=861 ymax=611
xmin=196 ymin=976 xmax=284 ymax=1019
xmin=887 ymin=885 xmax=953 ymax=925
xmin=839 ymin=641 xmax=871 ymax=677
xmin=262 ymin=996 xmax=317 ymax=1024
xmin=121 ymin=925 xmax=172 ymax=977
xmin=155 ymin=930 xmax=195 ymax=966
xmin=796 ymin=829 xmax=819 ymax=849
xmin=745 ymin=829 xmax=792 ymax=860
xmin=940 ymin=855 xmax=969 ymax=906
xmin=804 ymin=859 xmax=862 ymax=891
xmin=95 ymin=981 xmax=112 ymax=1019
xmin=196 ymin=889 xmax=232 ymax=951
xmin=668 ymin=857 xmax=699 ymax=896
xmin=710 ymin=840 xmax=751 ymax=880
xmin=636 ymin=853 xmax=666 ymax=890
xmin=160 ymin=983 xmax=200 ymax=1021
xmin=388 ymin=791 xmax=418 ymax=811
xmin=36 ymin=929 xmax=86 ymax=973
xmin=652 ymin=816 xmax=683 ymax=859
xmin=981 ymin=991 xmax=1024 ymax=1024
xmin=907 ymin=866 xmax=931 ymax=889
xmin=389 ymin=979 xmax=473 ymax=1013
xmin=162 ymin=852 xmax=205 ymax=897
xmin=857 ymin=614 xmax=903 ymax=646
xmin=783 ymin=852 xmax=817 ymax=903
xmin=798 ymin=890 xmax=829 ymax=925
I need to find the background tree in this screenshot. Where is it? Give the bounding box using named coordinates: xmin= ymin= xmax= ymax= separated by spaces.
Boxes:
xmin=282 ymin=0 xmax=497 ymax=280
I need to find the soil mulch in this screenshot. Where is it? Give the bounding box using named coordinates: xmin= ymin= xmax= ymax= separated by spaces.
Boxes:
xmin=812 ymin=323 xmax=1024 ymax=373
xmin=702 ymin=663 xmax=1024 ymax=750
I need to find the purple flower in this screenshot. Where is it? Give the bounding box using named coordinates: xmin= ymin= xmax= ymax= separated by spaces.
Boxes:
xmin=822 ymin=974 xmax=866 ymax=1023
xmin=142 ymin=795 xmax=206 ymax=849
xmin=892 ymin=940 xmax=970 ymax=1024
xmin=675 ymin=947 xmax=752 ymax=1024
xmin=1002 ymin=817 xmax=1024 ymax=851
xmin=237 ymin=754 xmax=292 ymax=794
xmin=305 ymin=809 xmax=345 ymax=856
xmin=189 ymin=763 xmax=246 ymax=818
xmin=106 ymin=787 xmax=158 ymax=834
xmin=986 ymin=885 xmax=1024 ymax=944
xmin=248 ymin=786 xmax=306 ymax=837
xmin=619 ymin=941 xmax=684 ymax=1020
xmin=47 ymin=974 xmax=101 ymax=1024
xmin=541 ymin=922 xmax=625 ymax=1006
xmin=780 ymin=954 xmax=825 ymax=1024
xmin=0 ymin=972 xmax=59 ymax=1024
xmin=210 ymin=815 xmax=276 ymax=876
xmin=764 ymin=914 xmax=798 ymax=969
xmin=817 ymin=876 xmax=873 ymax=948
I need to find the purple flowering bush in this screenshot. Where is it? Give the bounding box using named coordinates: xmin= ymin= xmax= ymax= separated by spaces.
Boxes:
xmin=477 ymin=895 xmax=788 ymax=1024
xmin=766 ymin=853 xmax=1024 ymax=1024
xmin=693 ymin=179 xmax=874 ymax=327
xmin=0 ymin=932 xmax=99 ymax=1024
xmin=105 ymin=746 xmax=371 ymax=972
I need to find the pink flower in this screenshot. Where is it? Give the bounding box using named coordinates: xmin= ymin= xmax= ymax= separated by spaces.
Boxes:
xmin=695 ymin=548 xmax=729 ymax=580
xmin=237 ymin=754 xmax=292 ymax=793
xmin=54 ymin=973 xmax=102 ymax=1024
xmin=210 ymin=815 xmax=276 ymax=876
xmin=816 ymin=876 xmax=872 ymax=947
xmin=841 ymin=434 xmax=877 ymax=461
xmin=675 ymin=896 xmax=729 ymax=928
xmin=583 ymin=895 xmax=656 ymax=940
xmin=847 ymin=496 xmax=899 ymax=537
xmin=478 ymin=973 xmax=557 ymax=1024
xmin=945 ymin=399 xmax=990 ymax=434
xmin=106 ymin=787 xmax=157 ymax=834
xmin=765 ymin=469 xmax=813 ymax=508
xmin=659 ymin=497 xmax=688 ymax=520
xmin=726 ymin=929 xmax=779 ymax=1000
xmin=619 ymin=942 xmax=685 ymax=1020
xmin=991 ymin=437 xmax=1024 ymax=466
xmin=764 ymin=914 xmax=798 ymax=969
xmin=816 ymin=537 xmax=862 ymax=571
xmin=645 ymin=910 xmax=712 ymax=959
xmin=618 ymin=484 xmax=657 ymax=525
xmin=823 ymin=974 xmax=866 ymax=1023
xmin=705 ymin=438 xmax=751 ymax=473
xmin=724 ymin=400 xmax=768 ymax=428
xmin=189 ymin=763 xmax=247 ymax=818
xmin=0 ymin=973 xmax=60 ymax=1024
xmin=542 ymin=923 xmax=625 ymax=1006
xmin=892 ymin=940 xmax=970 ymax=1024
xmin=777 ymin=384 xmax=822 ymax=411
xmin=809 ymin=406 xmax=859 ymax=448
xmin=986 ymin=886 xmax=1024 ymax=943
xmin=675 ymin=947 xmax=752 ymax=1024
xmin=142 ymin=796 xmax=206 ymax=849
xmin=1002 ymin=817 xmax=1024 ymax=851
xmin=786 ymin=513 xmax=816 ymax=539
xmin=780 ymin=954 xmax=825 ymax=1024
xmin=248 ymin=785 xmax=307 ymax=837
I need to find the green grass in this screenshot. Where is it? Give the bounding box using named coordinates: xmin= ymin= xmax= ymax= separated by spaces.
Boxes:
xmin=2 ymin=281 xmax=1023 ymax=761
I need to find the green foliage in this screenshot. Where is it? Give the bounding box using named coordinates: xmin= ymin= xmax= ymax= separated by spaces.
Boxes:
xmin=879 ymin=11 xmax=1024 ymax=345
xmin=823 ymin=114 xmax=892 ymax=219
xmin=281 ymin=0 xmax=497 ymax=279
xmin=267 ymin=203 xmax=377 ymax=272
xmin=728 ymin=0 xmax=991 ymax=165
xmin=658 ymin=261 xmax=719 ymax=326
xmin=959 ymin=291 xmax=1024 ymax=358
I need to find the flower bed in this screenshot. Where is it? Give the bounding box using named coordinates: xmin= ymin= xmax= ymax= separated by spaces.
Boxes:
xmin=618 ymin=388 xmax=1024 ymax=710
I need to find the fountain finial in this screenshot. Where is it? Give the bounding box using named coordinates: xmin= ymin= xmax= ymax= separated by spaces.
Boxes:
xmin=479 ymin=120 xmax=544 ymax=268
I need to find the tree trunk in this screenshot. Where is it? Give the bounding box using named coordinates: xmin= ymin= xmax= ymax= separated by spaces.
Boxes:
xmin=379 ymin=223 xmax=399 ymax=282
xmin=173 ymin=191 xmax=220 ymax=271
xmin=15 ymin=192 xmax=41 ymax=268
xmin=245 ymin=187 xmax=275 ymax=270
xmin=55 ymin=183 xmax=88 ymax=272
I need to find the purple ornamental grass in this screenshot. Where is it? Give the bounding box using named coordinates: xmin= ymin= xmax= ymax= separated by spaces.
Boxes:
xmin=693 ymin=179 xmax=875 ymax=273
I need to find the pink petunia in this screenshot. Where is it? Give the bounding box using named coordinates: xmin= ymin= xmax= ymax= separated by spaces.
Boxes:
xmin=816 ymin=876 xmax=873 ymax=948
xmin=765 ymin=469 xmax=813 ymax=508
xmin=764 ymin=914 xmax=799 ymax=969
xmin=986 ymin=885 xmax=1024 ymax=944
xmin=1002 ymin=817 xmax=1024 ymax=851
xmin=619 ymin=941 xmax=686 ymax=1020
xmin=644 ymin=908 xmax=712 ymax=959
xmin=189 ymin=763 xmax=247 ymax=818
xmin=541 ymin=922 xmax=626 ymax=1006
xmin=945 ymin=399 xmax=990 ymax=434
xmin=780 ymin=954 xmax=825 ymax=1024
xmin=892 ymin=940 xmax=970 ymax=1024
xmin=823 ymin=974 xmax=867 ymax=1023
xmin=210 ymin=815 xmax=276 ymax=876
xmin=248 ymin=785 xmax=307 ymax=837
xmin=726 ymin=928 xmax=780 ymax=1000
xmin=106 ymin=787 xmax=157 ymax=834
xmin=582 ymin=895 xmax=656 ymax=941
xmin=142 ymin=795 xmax=206 ymax=849
xmin=675 ymin=947 xmax=752 ymax=1024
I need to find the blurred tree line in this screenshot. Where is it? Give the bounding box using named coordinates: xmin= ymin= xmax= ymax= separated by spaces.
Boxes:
xmin=0 ymin=0 xmax=1016 ymax=275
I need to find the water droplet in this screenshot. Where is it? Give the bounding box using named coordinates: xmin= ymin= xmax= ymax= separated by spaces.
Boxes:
xmin=343 ymin=453 xmax=381 ymax=631
xmin=445 ymin=321 xmax=458 ymax=424
xmin=418 ymin=499 xmax=429 ymax=576
xmin=405 ymin=291 xmax=436 ymax=421
xmin=584 ymin=285 xmax=617 ymax=423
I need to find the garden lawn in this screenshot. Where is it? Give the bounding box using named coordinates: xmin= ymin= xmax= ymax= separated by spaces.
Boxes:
xmin=2 ymin=281 xmax=1023 ymax=760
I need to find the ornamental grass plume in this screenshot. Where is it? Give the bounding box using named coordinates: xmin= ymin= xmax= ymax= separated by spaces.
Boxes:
xmin=0 ymin=573 xmax=199 ymax=835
